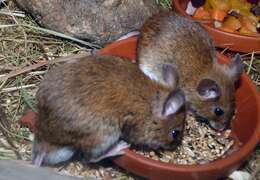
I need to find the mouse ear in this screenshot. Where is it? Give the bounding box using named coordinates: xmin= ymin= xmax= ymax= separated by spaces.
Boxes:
xmin=162 ymin=89 xmax=185 ymax=117
xmin=162 ymin=64 xmax=179 ymax=89
xmin=227 ymin=53 xmax=244 ymax=82
xmin=197 ymin=79 xmax=220 ymax=100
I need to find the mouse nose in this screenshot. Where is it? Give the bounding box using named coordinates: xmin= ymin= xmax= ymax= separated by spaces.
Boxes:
xmin=208 ymin=120 xmax=229 ymax=131
xmin=222 ymin=121 xmax=230 ymax=130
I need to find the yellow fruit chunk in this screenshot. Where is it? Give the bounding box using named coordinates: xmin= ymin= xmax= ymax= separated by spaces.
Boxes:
xmin=208 ymin=0 xmax=231 ymax=12
xmin=239 ymin=15 xmax=257 ymax=33
xmin=222 ymin=16 xmax=242 ymax=31
xmin=238 ymin=27 xmax=256 ymax=35
xmin=230 ymin=0 xmax=252 ymax=12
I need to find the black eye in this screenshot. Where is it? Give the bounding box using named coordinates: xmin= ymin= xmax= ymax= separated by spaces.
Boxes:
xmin=214 ymin=107 xmax=224 ymax=116
xmin=171 ymin=129 xmax=180 ymax=139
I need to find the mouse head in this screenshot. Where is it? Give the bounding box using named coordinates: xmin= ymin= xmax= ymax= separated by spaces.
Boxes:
xmin=190 ymin=54 xmax=244 ymax=131
xmin=132 ymin=88 xmax=186 ymax=151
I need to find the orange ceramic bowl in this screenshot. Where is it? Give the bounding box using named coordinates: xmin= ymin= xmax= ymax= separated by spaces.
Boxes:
xmin=172 ymin=0 xmax=260 ymax=53
xmin=100 ymin=37 xmax=260 ymax=180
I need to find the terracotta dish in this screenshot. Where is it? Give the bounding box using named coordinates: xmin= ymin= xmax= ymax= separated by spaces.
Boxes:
xmin=20 ymin=37 xmax=260 ymax=180
xmin=172 ymin=0 xmax=260 ymax=53
xmin=100 ymin=37 xmax=260 ymax=180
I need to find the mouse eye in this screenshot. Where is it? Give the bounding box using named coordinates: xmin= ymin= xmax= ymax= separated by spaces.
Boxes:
xmin=214 ymin=107 xmax=224 ymax=116
xmin=171 ymin=129 xmax=180 ymax=139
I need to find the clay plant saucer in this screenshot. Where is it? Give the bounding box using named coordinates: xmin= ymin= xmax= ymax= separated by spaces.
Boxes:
xmin=100 ymin=37 xmax=260 ymax=180
xmin=172 ymin=0 xmax=260 ymax=53
xmin=20 ymin=37 xmax=260 ymax=180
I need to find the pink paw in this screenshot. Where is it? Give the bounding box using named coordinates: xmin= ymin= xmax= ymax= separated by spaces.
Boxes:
xmin=89 ymin=141 xmax=130 ymax=163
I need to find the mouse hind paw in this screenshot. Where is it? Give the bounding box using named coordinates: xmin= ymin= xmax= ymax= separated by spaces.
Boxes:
xmin=32 ymin=145 xmax=75 ymax=166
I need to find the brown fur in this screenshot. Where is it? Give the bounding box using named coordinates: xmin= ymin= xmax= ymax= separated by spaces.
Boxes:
xmin=137 ymin=11 xmax=215 ymax=87
xmin=34 ymin=55 xmax=185 ymax=163
xmin=137 ymin=11 xmax=243 ymax=130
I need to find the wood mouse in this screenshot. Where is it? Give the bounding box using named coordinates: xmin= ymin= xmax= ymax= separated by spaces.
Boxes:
xmin=33 ymin=55 xmax=186 ymax=166
xmin=137 ymin=11 xmax=244 ymax=131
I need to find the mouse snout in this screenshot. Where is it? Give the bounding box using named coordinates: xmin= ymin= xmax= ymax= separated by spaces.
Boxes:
xmin=208 ymin=120 xmax=229 ymax=131
xmin=195 ymin=114 xmax=230 ymax=131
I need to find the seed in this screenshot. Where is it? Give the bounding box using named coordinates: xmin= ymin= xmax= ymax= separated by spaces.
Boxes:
xmin=135 ymin=115 xmax=236 ymax=165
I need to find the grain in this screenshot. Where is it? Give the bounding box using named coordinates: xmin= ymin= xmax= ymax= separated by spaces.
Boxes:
xmin=134 ymin=114 xmax=237 ymax=165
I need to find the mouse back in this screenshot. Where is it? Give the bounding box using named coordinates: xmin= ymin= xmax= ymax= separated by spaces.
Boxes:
xmin=137 ymin=11 xmax=216 ymax=88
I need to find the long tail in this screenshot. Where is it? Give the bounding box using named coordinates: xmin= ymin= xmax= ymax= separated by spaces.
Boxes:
xmin=33 ymin=151 xmax=46 ymax=167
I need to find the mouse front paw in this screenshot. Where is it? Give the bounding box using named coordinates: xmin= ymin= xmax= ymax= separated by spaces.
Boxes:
xmin=89 ymin=140 xmax=130 ymax=163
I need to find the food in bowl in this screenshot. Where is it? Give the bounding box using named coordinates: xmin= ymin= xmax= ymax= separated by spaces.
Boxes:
xmin=134 ymin=114 xmax=240 ymax=165
xmin=186 ymin=0 xmax=260 ymax=35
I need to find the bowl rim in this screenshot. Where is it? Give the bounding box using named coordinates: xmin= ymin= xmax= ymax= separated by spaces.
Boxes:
xmin=100 ymin=37 xmax=260 ymax=171
xmin=171 ymin=0 xmax=260 ymax=39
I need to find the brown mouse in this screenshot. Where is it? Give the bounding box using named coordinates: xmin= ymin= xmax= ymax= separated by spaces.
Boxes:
xmin=33 ymin=55 xmax=186 ymax=166
xmin=137 ymin=11 xmax=244 ymax=131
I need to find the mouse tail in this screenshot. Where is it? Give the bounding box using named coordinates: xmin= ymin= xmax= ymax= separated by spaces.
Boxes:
xmin=32 ymin=137 xmax=46 ymax=167
xmin=33 ymin=151 xmax=46 ymax=167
